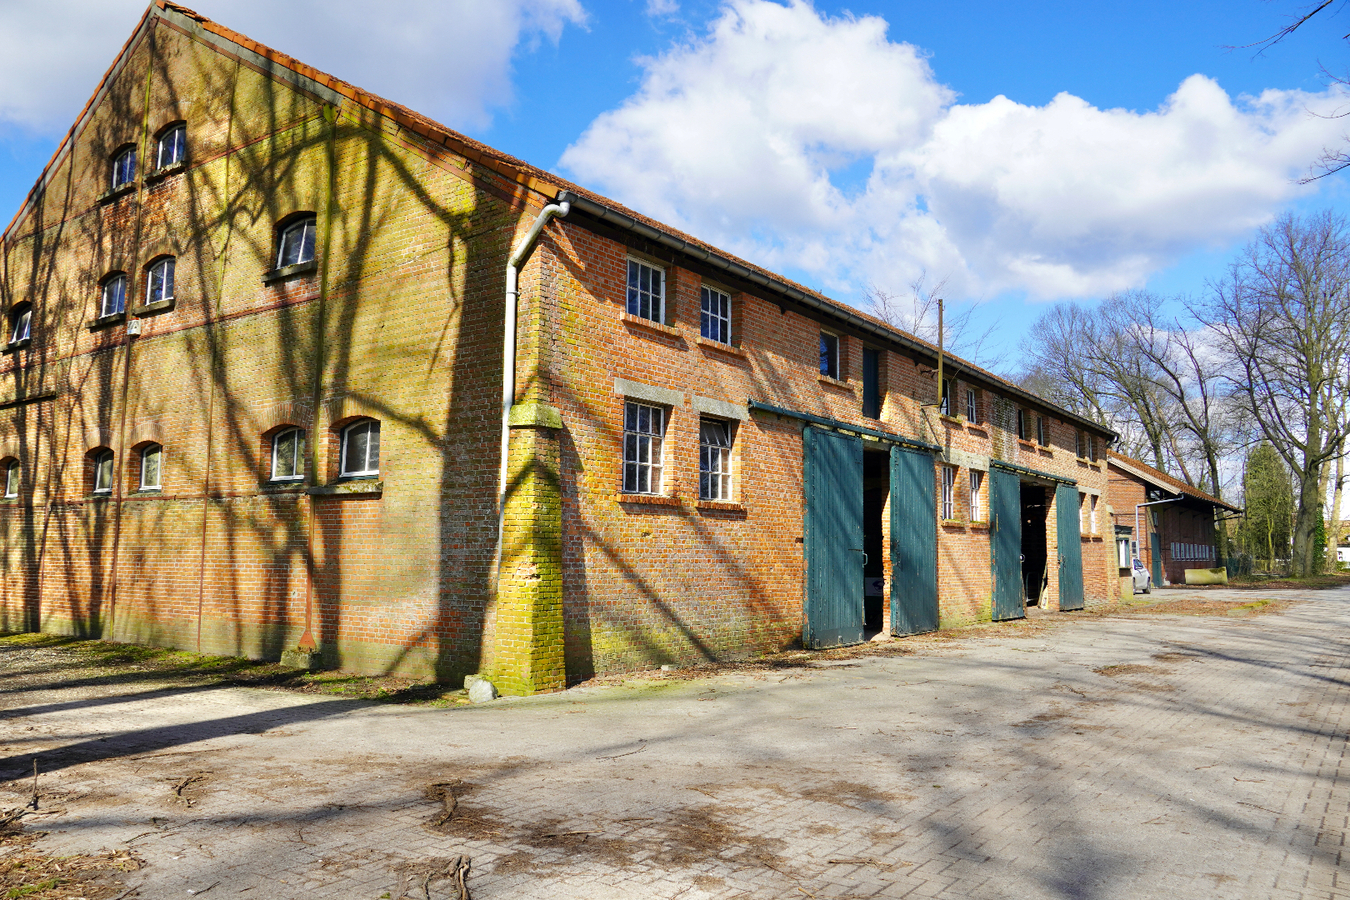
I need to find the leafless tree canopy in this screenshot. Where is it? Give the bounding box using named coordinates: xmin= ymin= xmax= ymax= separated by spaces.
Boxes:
xmin=864 ymin=275 xmax=1006 ymax=373
xmin=1204 ymin=209 xmax=1350 ymax=574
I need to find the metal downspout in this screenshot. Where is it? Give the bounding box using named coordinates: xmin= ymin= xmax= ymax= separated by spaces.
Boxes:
xmin=494 ymin=200 xmax=570 ymax=583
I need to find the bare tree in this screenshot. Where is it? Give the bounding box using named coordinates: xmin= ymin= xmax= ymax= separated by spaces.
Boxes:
xmin=865 ymin=275 xmax=1006 ymax=371
xmin=1203 ymin=210 xmax=1350 ymax=576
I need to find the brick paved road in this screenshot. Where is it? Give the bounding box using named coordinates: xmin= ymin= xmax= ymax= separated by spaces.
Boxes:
xmin=1 ymin=587 xmax=1347 ymax=899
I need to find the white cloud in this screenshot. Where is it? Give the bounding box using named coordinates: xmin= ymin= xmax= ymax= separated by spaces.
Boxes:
xmin=0 ymin=0 xmax=585 ymax=134
xmin=560 ymin=0 xmax=1350 ymax=302
xmin=646 ymin=0 xmax=680 ymax=16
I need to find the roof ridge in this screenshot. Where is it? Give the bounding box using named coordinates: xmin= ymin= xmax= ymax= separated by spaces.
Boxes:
xmin=1107 ymin=449 xmax=1239 ymax=512
xmin=9 ymin=2 xmax=1108 ymax=435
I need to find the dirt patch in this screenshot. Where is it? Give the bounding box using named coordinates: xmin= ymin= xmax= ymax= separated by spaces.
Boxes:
xmin=647 ymin=804 xmax=785 ymax=870
xmin=1014 ymin=707 xmax=1074 ymax=727
xmin=520 ymin=818 xmax=636 ymax=868
xmin=1124 ymin=597 xmax=1297 ymax=617
xmin=796 ymin=781 xmax=910 ymax=810
xmin=424 ymin=780 xmax=507 ymax=840
xmin=0 ymin=831 xmax=141 ymax=900
xmin=392 ymin=855 xmax=470 ymax=900
xmin=1151 ymin=651 xmax=1200 ymax=663
xmin=168 ymin=771 xmax=211 ymax=808
xmin=1094 ymin=664 xmax=1166 ymax=677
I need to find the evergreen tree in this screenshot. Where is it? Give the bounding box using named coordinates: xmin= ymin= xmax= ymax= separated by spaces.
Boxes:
xmin=1239 ymin=442 xmax=1295 ymax=571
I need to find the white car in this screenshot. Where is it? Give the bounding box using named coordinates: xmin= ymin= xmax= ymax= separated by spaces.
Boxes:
xmin=1131 ymin=558 xmax=1152 ymax=594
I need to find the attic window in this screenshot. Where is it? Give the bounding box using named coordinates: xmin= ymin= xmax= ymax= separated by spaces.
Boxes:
xmin=8 ymin=304 xmax=31 ymax=344
xmin=100 ymin=273 xmax=127 ymax=318
xmin=111 ymin=146 xmax=136 ymax=189
xmin=276 ymin=215 xmax=316 ymax=269
xmin=156 ymin=124 xmax=186 ymax=169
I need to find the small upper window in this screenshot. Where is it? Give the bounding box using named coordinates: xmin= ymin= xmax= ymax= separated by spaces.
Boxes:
xmin=9 ymin=304 xmax=31 ymax=344
xmin=1016 ymin=408 xmax=1027 ymax=441
xmin=139 ymin=444 xmax=162 ymax=491
xmin=339 ymin=419 xmax=380 ymax=477
xmin=862 ymin=348 xmax=882 ymax=419
xmin=101 ymin=274 xmax=127 ymax=318
xmin=700 ymin=285 xmax=731 ymax=344
xmin=92 ymin=449 xmax=114 ymax=494
xmin=111 ymin=146 xmax=136 ymax=189
xmin=1087 ymin=434 xmax=1098 ymax=462
xmin=626 ymin=259 xmax=664 ymax=323
xmin=819 ymin=331 xmax=839 ymax=379
xmin=272 ymin=427 xmax=305 ymax=481
xmin=146 ymin=257 xmax=175 ymax=306
xmin=965 ymin=389 xmax=978 ymax=424
xmin=940 ymin=378 xmax=953 ymax=416
xmin=3 ymin=459 xmax=19 ymax=499
xmin=156 ymin=124 xmax=186 ymax=169
xmin=1036 ymin=415 xmax=1046 ymax=447
xmin=276 ymin=215 xmax=317 ymax=269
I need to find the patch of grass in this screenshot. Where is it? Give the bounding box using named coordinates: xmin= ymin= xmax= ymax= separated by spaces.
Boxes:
xmin=1226 ymin=572 xmax=1350 ymax=590
xmin=0 ymin=632 xmax=470 ymax=706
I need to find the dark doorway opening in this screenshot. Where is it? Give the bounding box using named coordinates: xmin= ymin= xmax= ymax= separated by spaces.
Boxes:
xmin=863 ymin=448 xmax=889 ymax=636
xmin=1021 ymin=483 xmax=1049 ymax=605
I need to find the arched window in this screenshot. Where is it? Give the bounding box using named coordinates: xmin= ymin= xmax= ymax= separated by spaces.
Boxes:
xmin=339 ymin=419 xmax=380 ymax=477
xmin=138 ymin=443 xmax=162 ymax=491
xmin=271 ymin=427 xmax=305 ymax=482
xmin=8 ymin=304 xmax=31 ymax=344
xmin=156 ymin=123 xmax=186 ymax=169
xmin=111 ymin=146 xmax=136 ymax=189
xmin=2 ymin=459 xmax=19 ymax=499
xmin=145 ymin=257 xmax=175 ymax=305
xmin=100 ymin=273 xmax=127 ymax=318
xmin=276 ymin=215 xmax=316 ymax=269
xmin=90 ymin=449 xmax=114 ymax=495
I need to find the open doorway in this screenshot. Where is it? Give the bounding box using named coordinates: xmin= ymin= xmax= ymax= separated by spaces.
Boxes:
xmin=863 ymin=448 xmax=889 ymax=636
xmin=1021 ymin=483 xmax=1049 ymax=605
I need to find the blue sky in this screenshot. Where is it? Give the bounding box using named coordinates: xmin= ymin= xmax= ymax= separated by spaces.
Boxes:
xmin=3 ymin=0 xmax=1349 ymax=373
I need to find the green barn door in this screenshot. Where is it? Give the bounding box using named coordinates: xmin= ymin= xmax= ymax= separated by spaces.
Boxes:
xmin=1056 ymin=484 xmax=1085 ymax=611
xmin=990 ymin=467 xmax=1024 ymax=621
xmin=1151 ymin=532 xmax=1163 ymax=588
xmin=890 ymin=445 xmax=938 ymax=635
xmin=804 ymin=427 xmax=865 ymax=648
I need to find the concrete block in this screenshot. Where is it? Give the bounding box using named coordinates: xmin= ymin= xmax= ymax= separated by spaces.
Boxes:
xmin=465 ymin=674 xmax=498 ymax=702
xmin=280 ymin=648 xmax=322 ymax=671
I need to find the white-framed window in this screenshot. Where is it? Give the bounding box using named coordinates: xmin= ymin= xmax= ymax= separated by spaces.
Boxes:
xmin=9 ymin=305 xmax=31 ymax=344
xmin=271 ymin=427 xmax=305 ymax=481
xmin=626 ymin=259 xmax=664 ymax=323
xmin=100 ymin=274 xmax=127 ymax=318
xmin=3 ymin=459 xmax=19 ymax=499
xmin=145 ymin=257 xmax=175 ymax=305
xmin=146 ymin=256 xmax=175 ymax=306
xmin=92 ymin=449 xmax=114 ymax=495
xmin=699 ymin=418 xmax=732 ymax=501
xmin=111 ymin=146 xmax=136 ymax=189
xmin=819 ymin=331 xmax=839 ymax=379
xmin=1087 ymin=434 xmax=1098 ymax=462
xmin=1036 ymin=415 xmax=1046 ymax=446
xmin=1090 ymin=495 xmax=1098 ymax=533
xmin=156 ymin=124 xmax=186 ymax=169
xmin=969 ymin=469 xmax=984 ymax=521
xmin=1080 ymin=492 xmax=1089 ymax=533
xmin=622 ymin=401 xmax=664 ymax=495
xmin=139 ymin=444 xmax=162 ymax=491
xmin=700 ymin=285 xmax=731 ymax=344
xmin=339 ymin=419 xmax=380 ymax=477
xmin=276 ymin=215 xmax=317 ymax=269
xmin=942 ymin=465 xmax=955 ymax=520
xmin=940 ymin=378 xmax=953 ymax=415
xmin=966 ymin=388 xmax=978 ymax=423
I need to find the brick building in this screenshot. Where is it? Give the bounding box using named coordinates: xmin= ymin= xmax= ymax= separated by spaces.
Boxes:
xmin=1106 ymin=451 xmax=1240 ymax=586
xmin=0 ymin=3 xmax=1117 ymax=694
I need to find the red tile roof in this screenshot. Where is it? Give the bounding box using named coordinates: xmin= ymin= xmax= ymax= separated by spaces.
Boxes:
xmin=1107 ymin=450 xmax=1241 ymax=513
